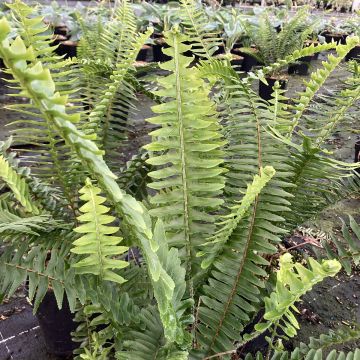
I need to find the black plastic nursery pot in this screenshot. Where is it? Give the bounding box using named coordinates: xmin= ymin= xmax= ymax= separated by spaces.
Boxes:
xmin=56 ymin=41 xmax=78 ymax=59
xmin=238 ymin=51 xmax=257 ymax=72
xmin=259 ymin=77 xmax=287 ymax=101
xmin=152 ymin=40 xmax=171 ymax=62
xmin=322 ymin=32 xmax=348 ymax=44
xmin=288 ymin=55 xmax=312 ymax=76
xmin=53 ymin=25 xmax=68 ymax=37
xmin=36 ymin=290 xmax=77 ymax=357
xmin=345 ymin=45 xmax=360 ymax=62
xmin=355 ymin=140 xmax=360 ymax=163
xmin=136 ymin=44 xmax=151 ymax=62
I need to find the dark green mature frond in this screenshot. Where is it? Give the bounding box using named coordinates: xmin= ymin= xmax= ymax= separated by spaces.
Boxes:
xmin=0 ymin=211 xmax=55 ymax=238
xmin=73 ymin=289 xmax=139 ymax=359
xmin=144 ymin=29 xmax=226 ymax=280
xmin=86 ymin=28 xmax=152 ymax=167
xmin=117 ymin=150 xmax=152 ymax=202
xmin=179 ymin=0 xmax=221 ymax=59
xmin=280 ymin=137 xmax=359 ymax=229
xmin=0 ymin=234 xmax=84 ymax=311
xmin=193 ymin=76 xmax=293 ymax=358
xmin=116 ymin=306 xmax=189 ymax=360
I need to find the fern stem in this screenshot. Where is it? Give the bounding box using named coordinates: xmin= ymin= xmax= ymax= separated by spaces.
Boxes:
xmin=4 ymin=262 xmax=64 ymax=284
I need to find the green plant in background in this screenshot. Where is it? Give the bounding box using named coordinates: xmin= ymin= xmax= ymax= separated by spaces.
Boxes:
xmin=240 ymin=7 xmax=317 ymax=76
xmin=0 ymin=1 xmax=360 ymax=359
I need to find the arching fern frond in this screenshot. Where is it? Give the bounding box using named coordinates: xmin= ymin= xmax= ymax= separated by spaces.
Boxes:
xmin=0 ymin=211 xmax=55 ymax=238
xmin=0 ymin=234 xmax=83 ymax=312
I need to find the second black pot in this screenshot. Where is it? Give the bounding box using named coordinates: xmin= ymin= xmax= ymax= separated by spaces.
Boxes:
xmin=259 ymin=77 xmax=287 ymax=101
xmin=345 ymin=46 xmax=360 ymax=62
xmin=288 ymin=56 xmax=312 ymax=76
xmin=36 ymin=290 xmax=77 ymax=357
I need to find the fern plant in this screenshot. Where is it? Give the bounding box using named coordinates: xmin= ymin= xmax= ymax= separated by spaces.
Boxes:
xmin=0 ymin=1 xmax=360 ymax=359
xmin=240 ymin=7 xmax=317 ymax=76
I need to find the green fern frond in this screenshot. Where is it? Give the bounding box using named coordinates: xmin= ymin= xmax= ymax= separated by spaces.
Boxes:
xmin=193 ymin=76 xmax=292 ymax=358
xmin=0 ymin=155 xmax=40 ymax=214
xmin=300 ymin=64 xmax=360 ymax=150
xmin=179 ymin=0 xmax=221 ymax=59
xmin=116 ymin=306 xmax=189 ymax=360
xmin=288 ymin=36 xmax=360 ymax=136
xmin=245 ymin=348 xmax=360 ymax=360
xmin=117 ymin=150 xmax=152 ymax=202
xmin=71 ymin=178 xmax=129 ymax=284
xmin=254 ymin=254 xmax=341 ymax=339
xmin=279 ymin=136 xmax=360 ymax=228
xmin=198 ymin=165 xmax=276 ymax=269
xmin=0 ymin=234 xmax=83 ymax=311
xmin=86 ymin=28 xmax=152 ymax=161
xmin=320 ymin=215 xmax=360 ymax=274
xmin=0 ymin=211 xmax=56 ymax=237
xmin=144 ymin=28 xmax=226 ymax=279
xmin=246 ymin=325 xmax=360 ymax=359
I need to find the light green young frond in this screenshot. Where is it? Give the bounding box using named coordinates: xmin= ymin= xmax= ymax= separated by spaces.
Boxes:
xmin=198 ymin=165 xmax=276 ymax=269
xmin=254 ymin=254 xmax=341 ymax=339
xmin=0 ymin=155 xmax=39 ymax=214
xmin=71 ymin=178 xmax=129 ymax=284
